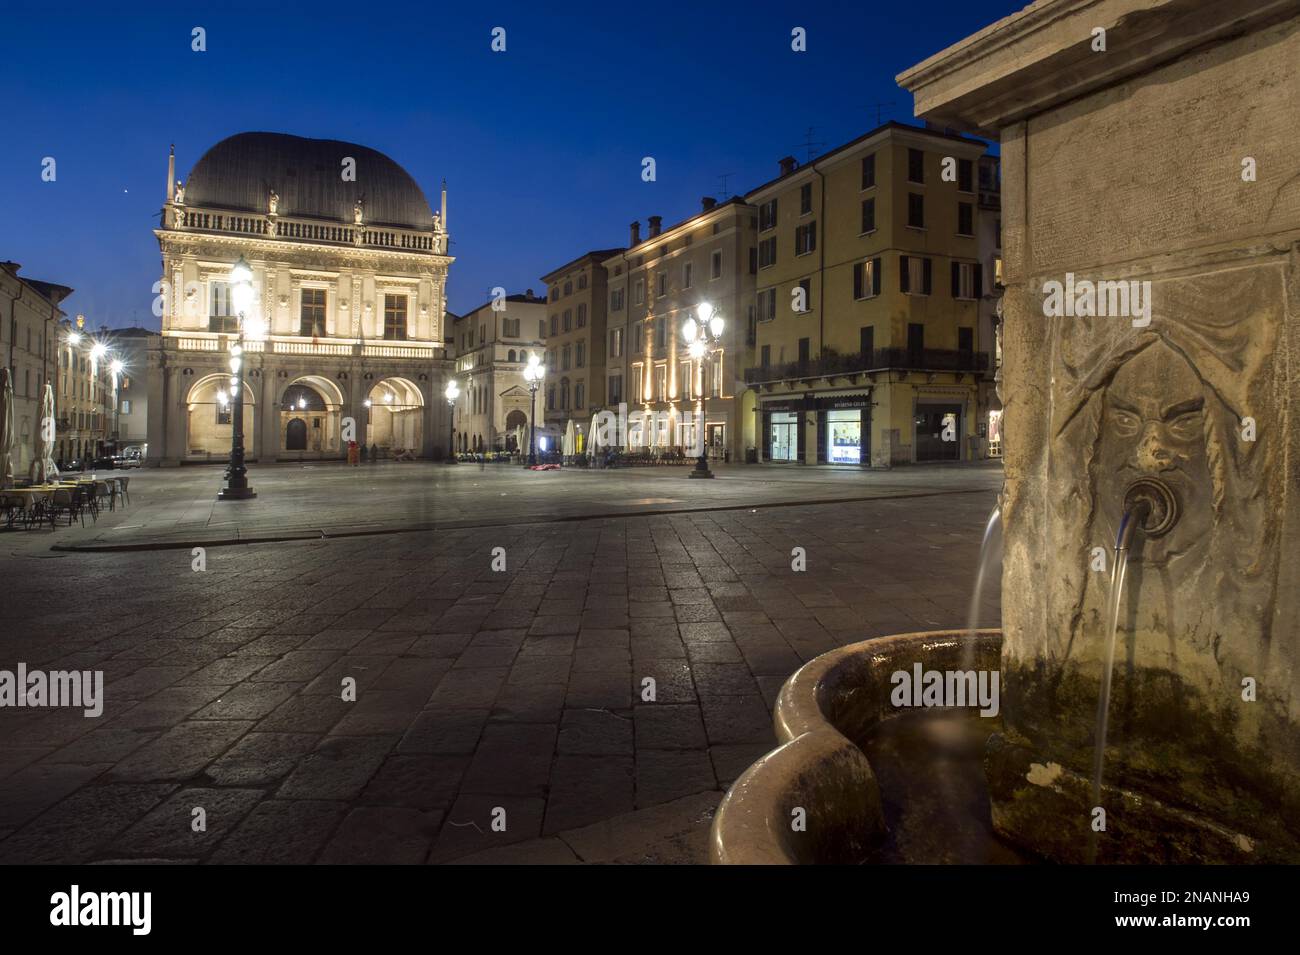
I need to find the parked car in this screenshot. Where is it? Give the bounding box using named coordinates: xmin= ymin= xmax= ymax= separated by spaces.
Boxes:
xmin=92 ymin=455 xmax=117 ymax=470
xmin=114 ymin=447 xmax=145 ymax=468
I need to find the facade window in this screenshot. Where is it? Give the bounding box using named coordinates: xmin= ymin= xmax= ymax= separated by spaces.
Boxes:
xmin=121 ymin=399 xmax=132 ymax=414
xmin=633 ymin=322 xmax=643 ymax=354
xmin=758 ymin=198 xmax=778 ymax=232
xmin=611 ymin=288 xmax=625 ymax=311
xmin=958 ymin=158 xmax=974 ymax=193
xmin=563 ymin=309 xmax=572 ymax=332
xmin=861 ymin=153 xmax=876 ymax=189
xmin=655 ymin=319 xmax=667 ymax=350
xmin=300 ymin=287 xmax=326 ymax=337
xmin=563 ymin=280 xmax=573 ymax=296
xmin=682 ymin=261 xmax=693 ymax=289
xmin=908 ymin=148 xmax=925 ymax=184
xmin=795 ymin=222 xmax=816 ymax=256
xmin=799 ymin=182 xmax=813 ymax=215
xmin=853 ymin=258 xmax=882 ymax=300
xmin=609 ymin=327 xmax=623 ymax=358
xmin=575 ymin=381 xmax=585 ymax=409
xmin=216 ymin=403 xmax=231 ymax=425
xmin=656 ymin=272 xmax=667 ymax=298
xmin=654 ymin=363 xmax=667 ymax=401
xmin=577 ymin=303 xmax=587 ymax=327
xmin=711 ymin=250 xmax=723 ymax=279
xmin=578 ymin=273 xmax=588 ymax=290
xmin=712 ymin=352 xmax=723 ymax=397
xmin=908 ymin=193 xmax=925 ymax=229
xmin=631 ymin=365 xmax=643 ymax=402
xmin=609 ymin=374 xmax=623 ymax=404
xmin=681 ymin=359 xmax=694 ymax=399
xmin=951 ymin=261 xmax=983 ymax=300
xmin=550 ymin=314 xmax=558 ymax=335
xmin=504 ymin=317 xmax=520 ymax=337
xmin=757 ymin=288 xmax=777 ymax=323
xmin=900 ymin=255 xmax=933 ymax=295
xmin=860 ymin=198 xmax=876 ymax=234
xmin=633 ymin=278 xmax=645 ymax=305
xmin=761 ymin=344 xmax=771 ymax=367
xmin=562 ymin=344 xmax=571 ymax=370
xmin=539 ymin=320 xmax=546 ymax=339
xmin=549 ymin=287 xmax=558 ymax=302
xmin=547 ymin=385 xmax=555 ymax=410
xmin=758 ymin=237 xmax=777 ymax=269
xmin=957 ymin=202 xmax=974 ymax=237
xmin=383 ymin=294 xmax=408 ymax=340
xmin=576 ymin=341 xmax=585 ymax=368
xmin=209 ymin=281 xmax=237 ymax=333
xmin=560 ymin=378 xmax=570 ymax=409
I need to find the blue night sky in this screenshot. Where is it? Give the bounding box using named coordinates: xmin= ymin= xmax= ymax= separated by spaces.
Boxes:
xmin=2 ymin=0 xmax=1021 ymax=328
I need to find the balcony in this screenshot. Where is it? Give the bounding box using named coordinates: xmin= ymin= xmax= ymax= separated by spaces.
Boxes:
xmin=744 ymin=347 xmax=989 ymax=387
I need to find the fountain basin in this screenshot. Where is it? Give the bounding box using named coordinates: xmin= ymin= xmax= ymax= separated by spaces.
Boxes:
xmin=710 ymin=629 xmax=1004 ymax=865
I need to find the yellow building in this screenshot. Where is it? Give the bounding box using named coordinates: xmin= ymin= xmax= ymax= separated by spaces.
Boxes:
xmin=539 ymin=250 xmax=622 ymax=446
xmin=601 ymin=199 xmax=757 ymax=462
xmin=744 ymin=122 xmax=994 ymax=466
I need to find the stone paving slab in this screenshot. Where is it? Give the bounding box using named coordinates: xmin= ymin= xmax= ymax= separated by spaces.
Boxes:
xmin=0 ymin=477 xmax=1001 ymax=864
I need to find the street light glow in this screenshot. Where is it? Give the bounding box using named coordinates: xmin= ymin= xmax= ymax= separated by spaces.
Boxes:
xmin=445 ymin=380 xmax=460 ymax=403
xmin=230 ymin=255 xmax=254 ymax=315
xmin=67 ymin=332 xmax=81 ymax=345
xmin=90 ymin=342 xmax=108 ymax=360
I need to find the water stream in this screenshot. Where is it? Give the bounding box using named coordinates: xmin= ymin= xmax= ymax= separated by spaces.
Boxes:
xmin=962 ymin=505 xmax=1002 ymax=673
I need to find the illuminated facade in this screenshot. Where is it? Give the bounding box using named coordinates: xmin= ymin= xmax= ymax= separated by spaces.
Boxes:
xmin=147 ymin=132 xmax=455 ymax=465
xmin=744 ymin=122 xmax=996 ymax=466
xmin=601 ymin=199 xmax=757 ymax=461
xmin=1 ymin=263 xmax=69 ymax=472
xmin=450 ymin=291 xmax=547 ymax=452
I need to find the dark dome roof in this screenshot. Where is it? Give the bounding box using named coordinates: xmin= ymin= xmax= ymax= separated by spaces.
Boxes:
xmin=184 ymin=132 xmax=434 ymax=231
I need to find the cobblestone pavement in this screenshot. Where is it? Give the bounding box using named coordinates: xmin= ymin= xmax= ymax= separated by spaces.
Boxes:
xmin=0 ymin=467 xmax=1001 ymax=863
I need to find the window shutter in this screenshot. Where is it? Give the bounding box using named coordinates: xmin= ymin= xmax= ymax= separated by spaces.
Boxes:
xmin=923 ymin=258 xmax=933 ymax=295
xmin=853 ymin=262 xmax=863 ymax=299
xmin=974 ymin=264 xmax=984 ymax=299
xmin=951 ymin=262 xmax=961 ymax=298
xmin=872 ymin=258 xmax=882 ymax=296
xmin=900 ymin=255 xmax=910 ymax=293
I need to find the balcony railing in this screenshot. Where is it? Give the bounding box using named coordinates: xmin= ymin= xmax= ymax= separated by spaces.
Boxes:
xmin=174 ymin=208 xmax=440 ymax=254
xmin=745 ymin=347 xmax=989 ymax=385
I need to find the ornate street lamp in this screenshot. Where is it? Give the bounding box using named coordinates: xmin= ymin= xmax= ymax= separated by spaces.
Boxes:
xmin=683 ymin=302 xmax=724 ymax=479
xmin=218 ymin=255 xmax=256 ymax=500
xmin=523 ymin=353 xmax=545 ymax=466
xmin=444 ymin=379 xmax=460 ymax=464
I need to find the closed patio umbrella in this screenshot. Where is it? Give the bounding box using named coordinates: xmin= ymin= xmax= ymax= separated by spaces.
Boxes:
xmin=29 ymin=382 xmax=58 ymax=484
xmin=0 ymin=368 xmax=15 ymax=487
xmin=588 ymin=413 xmax=602 ymax=452
xmin=563 ymin=419 xmax=576 ymax=458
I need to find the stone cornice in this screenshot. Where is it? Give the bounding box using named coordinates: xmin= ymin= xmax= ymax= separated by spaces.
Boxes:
xmin=896 ymin=0 xmax=1300 ymax=136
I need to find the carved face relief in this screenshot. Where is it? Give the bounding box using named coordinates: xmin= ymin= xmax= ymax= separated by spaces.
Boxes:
xmin=1096 ymin=342 xmax=1212 ymax=564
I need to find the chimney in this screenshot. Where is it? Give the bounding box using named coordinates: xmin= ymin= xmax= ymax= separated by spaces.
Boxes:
xmin=779 ymin=156 xmax=798 ymax=176
xmin=629 ymin=220 xmax=641 ymax=246
xmin=525 ymin=288 xmax=534 ymax=298
xmin=648 ymin=215 xmax=662 ymax=238
xmin=701 ymin=196 xmax=717 ymax=211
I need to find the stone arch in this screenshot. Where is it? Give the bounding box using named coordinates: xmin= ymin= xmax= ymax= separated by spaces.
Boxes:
xmin=367 ymin=376 xmax=424 ymax=453
xmin=185 ymin=372 xmax=255 ymax=458
xmin=279 ymin=375 xmax=345 ymax=453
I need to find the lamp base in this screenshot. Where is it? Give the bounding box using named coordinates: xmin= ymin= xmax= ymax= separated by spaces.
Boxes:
xmin=217 ymin=486 xmax=257 ymax=500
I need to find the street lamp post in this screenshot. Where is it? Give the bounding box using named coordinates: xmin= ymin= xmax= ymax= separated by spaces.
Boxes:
xmin=523 ymin=354 xmax=545 ymax=467
xmin=683 ymin=302 xmax=724 ymax=479
xmin=444 ymin=379 xmax=460 ymax=463
xmin=218 ymin=255 xmax=257 ymax=500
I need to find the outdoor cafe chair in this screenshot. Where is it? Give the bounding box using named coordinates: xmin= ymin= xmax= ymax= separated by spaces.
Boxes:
xmin=51 ymin=488 xmax=85 ymax=528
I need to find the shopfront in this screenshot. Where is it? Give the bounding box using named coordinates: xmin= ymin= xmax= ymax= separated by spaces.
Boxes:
xmin=817 ymin=395 xmax=870 ymax=465
xmin=761 ymin=399 xmax=805 ymax=463
xmin=915 ymin=401 xmax=963 ymax=462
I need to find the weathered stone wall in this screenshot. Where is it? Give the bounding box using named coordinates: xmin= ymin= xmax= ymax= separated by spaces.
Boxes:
xmin=996 ymin=12 xmax=1299 ymax=859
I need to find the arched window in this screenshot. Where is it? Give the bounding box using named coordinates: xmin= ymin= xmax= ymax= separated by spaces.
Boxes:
xmin=507 ymin=349 xmax=516 ymax=362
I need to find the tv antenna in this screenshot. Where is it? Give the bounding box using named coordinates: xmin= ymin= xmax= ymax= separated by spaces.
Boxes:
xmin=795 ymin=127 xmax=825 ymax=164
xmin=866 ymin=102 xmax=895 ymax=126
xmin=716 ymin=173 xmax=735 ymax=200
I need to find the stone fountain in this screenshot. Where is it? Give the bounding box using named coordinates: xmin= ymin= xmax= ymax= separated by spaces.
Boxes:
xmin=711 ymin=0 xmax=1300 ymax=864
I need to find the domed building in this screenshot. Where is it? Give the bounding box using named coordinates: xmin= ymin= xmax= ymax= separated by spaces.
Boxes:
xmin=147 ymin=132 xmax=454 ymax=464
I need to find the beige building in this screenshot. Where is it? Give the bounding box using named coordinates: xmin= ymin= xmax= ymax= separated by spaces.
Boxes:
xmin=450 ymin=291 xmax=547 ymax=453
xmin=600 ymin=198 xmax=757 ymax=461
xmin=102 ymin=327 xmax=157 ymax=452
xmin=1 ymin=262 xmax=70 ymax=473
xmin=148 ymin=132 xmax=455 ymax=465
xmin=538 ymin=250 xmax=622 ymax=444
xmin=744 ymin=122 xmax=995 ymax=466
xmin=55 ymin=316 xmax=120 ymax=465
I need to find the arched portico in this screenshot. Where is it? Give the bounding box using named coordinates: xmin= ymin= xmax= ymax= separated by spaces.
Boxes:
xmin=278 ymin=375 xmax=345 ymax=454
xmin=186 ymin=373 xmax=255 ymax=459
xmin=366 ymin=377 xmax=424 ymax=453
